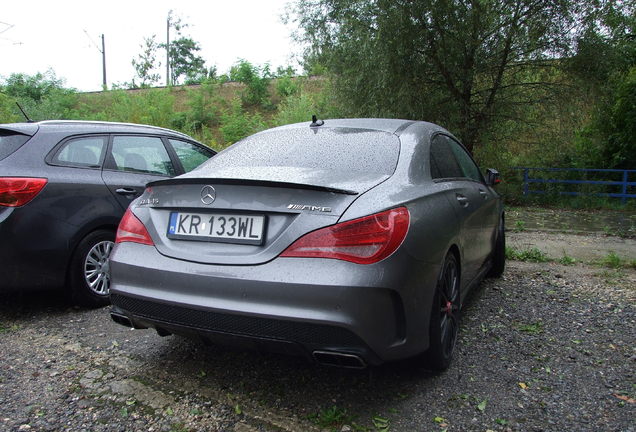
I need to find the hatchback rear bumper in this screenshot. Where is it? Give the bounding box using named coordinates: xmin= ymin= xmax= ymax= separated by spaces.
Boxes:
xmin=0 ymin=206 xmax=76 ymax=291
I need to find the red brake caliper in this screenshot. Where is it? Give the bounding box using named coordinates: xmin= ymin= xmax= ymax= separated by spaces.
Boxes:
xmin=446 ymin=301 xmax=452 ymax=317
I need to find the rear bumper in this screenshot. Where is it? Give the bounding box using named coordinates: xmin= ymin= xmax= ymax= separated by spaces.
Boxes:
xmin=109 ymin=242 xmax=441 ymax=365
xmin=0 ymin=206 xmax=76 ymax=291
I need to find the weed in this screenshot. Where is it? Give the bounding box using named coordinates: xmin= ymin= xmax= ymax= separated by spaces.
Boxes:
xmin=308 ymin=405 xmax=356 ymax=430
xmin=602 ymin=252 xmax=623 ymax=269
xmin=506 ymin=246 xmax=551 ymax=262
xmin=516 ymin=322 xmax=544 ymax=334
xmin=0 ymin=324 xmax=18 ymax=333
xmin=558 ymin=250 xmax=576 ymax=266
xmin=514 ymin=220 xmax=526 ymax=232
xmin=372 ymin=414 xmax=390 ymax=431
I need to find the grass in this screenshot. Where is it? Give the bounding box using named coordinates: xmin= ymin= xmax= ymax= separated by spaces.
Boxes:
xmin=506 ymin=246 xmax=551 ymax=262
xmin=516 ymin=322 xmax=545 ymax=334
xmin=308 ymin=405 xmax=356 ymax=430
xmin=602 ymin=252 xmax=623 ymax=269
xmin=558 ymin=250 xmax=576 ymax=266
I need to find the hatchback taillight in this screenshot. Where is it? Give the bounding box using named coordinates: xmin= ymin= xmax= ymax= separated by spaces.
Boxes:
xmin=0 ymin=177 xmax=48 ymax=207
xmin=281 ymin=207 xmax=410 ymax=264
xmin=116 ymin=208 xmax=155 ymax=246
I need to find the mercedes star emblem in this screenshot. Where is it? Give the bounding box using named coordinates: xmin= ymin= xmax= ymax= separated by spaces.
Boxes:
xmin=200 ymin=185 xmax=216 ymax=205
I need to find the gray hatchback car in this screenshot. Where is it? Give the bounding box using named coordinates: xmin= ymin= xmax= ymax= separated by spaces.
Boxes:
xmin=0 ymin=120 xmax=215 ymax=307
xmin=109 ymin=118 xmax=504 ymax=369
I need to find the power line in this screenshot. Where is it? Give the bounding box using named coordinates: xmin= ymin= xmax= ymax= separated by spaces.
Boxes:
xmin=0 ymin=22 xmax=15 ymax=36
xmin=83 ymin=29 xmax=103 ymax=54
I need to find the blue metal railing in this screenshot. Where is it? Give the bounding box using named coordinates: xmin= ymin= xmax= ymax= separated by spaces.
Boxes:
xmin=510 ymin=167 xmax=636 ymax=204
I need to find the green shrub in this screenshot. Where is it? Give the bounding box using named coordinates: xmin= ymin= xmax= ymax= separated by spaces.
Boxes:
xmin=231 ymin=60 xmax=272 ymax=108
xmin=88 ymin=89 xmax=176 ymax=128
xmin=219 ymin=99 xmax=268 ymax=145
xmin=172 ymin=79 xmax=219 ymax=133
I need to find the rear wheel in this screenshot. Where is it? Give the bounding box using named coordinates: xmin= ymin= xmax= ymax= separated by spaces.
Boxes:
xmin=424 ymin=251 xmax=460 ymax=371
xmin=67 ymin=229 xmax=115 ymax=308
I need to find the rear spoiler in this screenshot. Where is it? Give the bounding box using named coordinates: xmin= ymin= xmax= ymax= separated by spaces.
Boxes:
xmin=146 ymin=177 xmax=359 ymax=196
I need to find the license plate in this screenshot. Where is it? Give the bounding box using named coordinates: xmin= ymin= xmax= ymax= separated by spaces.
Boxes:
xmin=167 ymin=212 xmax=265 ymax=245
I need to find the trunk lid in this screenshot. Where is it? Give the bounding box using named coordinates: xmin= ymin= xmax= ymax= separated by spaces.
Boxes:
xmin=133 ymin=174 xmax=387 ymax=265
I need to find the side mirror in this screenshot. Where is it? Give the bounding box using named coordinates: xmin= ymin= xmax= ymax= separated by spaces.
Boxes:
xmin=486 ymin=168 xmax=501 ymax=187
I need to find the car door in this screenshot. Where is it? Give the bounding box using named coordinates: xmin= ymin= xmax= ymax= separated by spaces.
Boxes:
xmin=442 ymin=136 xmax=500 ymax=274
xmin=429 ymin=134 xmax=486 ymax=287
xmin=42 ymin=135 xmax=118 ymax=227
xmin=101 ymin=135 xmax=177 ymax=211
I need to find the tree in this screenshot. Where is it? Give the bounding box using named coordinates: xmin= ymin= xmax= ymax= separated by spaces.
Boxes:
xmin=132 ymin=35 xmax=162 ymax=88
xmin=288 ymin=0 xmax=594 ymax=153
xmin=569 ymin=0 xmax=636 ymax=169
xmin=1 ymin=69 xmax=77 ymax=120
xmin=162 ymin=11 xmax=208 ymax=85
xmin=2 ymin=68 xmax=69 ymax=101
xmin=165 ymin=37 xmax=207 ymax=85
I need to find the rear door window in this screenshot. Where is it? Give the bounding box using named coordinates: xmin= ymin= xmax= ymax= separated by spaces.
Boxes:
xmin=430 ymin=135 xmax=463 ymax=179
xmin=446 ymin=137 xmax=484 ymax=182
xmin=168 ymin=139 xmax=215 ymax=173
xmin=110 ymin=136 xmax=176 ymax=176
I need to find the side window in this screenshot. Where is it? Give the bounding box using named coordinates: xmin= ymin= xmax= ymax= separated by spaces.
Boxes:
xmin=446 ymin=137 xmax=484 ymax=182
xmin=53 ymin=136 xmax=106 ymax=167
xmin=111 ymin=136 xmax=176 ymax=176
xmin=430 ymin=135 xmax=463 ymax=179
xmin=0 ymin=131 xmax=32 ymax=161
xmin=168 ymin=139 xmax=215 ymax=173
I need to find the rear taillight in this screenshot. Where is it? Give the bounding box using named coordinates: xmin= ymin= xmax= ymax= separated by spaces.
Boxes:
xmin=0 ymin=177 xmax=48 ymax=207
xmin=116 ymin=207 xmax=154 ymax=246
xmin=281 ymin=207 xmax=410 ymax=264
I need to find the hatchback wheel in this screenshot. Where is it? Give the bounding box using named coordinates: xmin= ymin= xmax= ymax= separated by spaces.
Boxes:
xmin=67 ymin=229 xmax=115 ymax=308
xmin=424 ymin=251 xmax=460 ymax=371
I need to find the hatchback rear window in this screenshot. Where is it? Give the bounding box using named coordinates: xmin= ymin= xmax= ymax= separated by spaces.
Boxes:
xmin=209 ymin=127 xmax=400 ymax=175
xmin=0 ymin=130 xmax=32 ymax=161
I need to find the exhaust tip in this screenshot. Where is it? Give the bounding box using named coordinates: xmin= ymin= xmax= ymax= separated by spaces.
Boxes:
xmin=110 ymin=312 xmax=133 ymax=328
xmin=313 ymin=351 xmax=366 ymax=369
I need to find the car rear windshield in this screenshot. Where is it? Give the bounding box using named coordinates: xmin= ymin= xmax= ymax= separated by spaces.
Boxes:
xmin=210 ymin=127 xmax=400 ymax=175
xmin=0 ymin=130 xmax=32 ymax=161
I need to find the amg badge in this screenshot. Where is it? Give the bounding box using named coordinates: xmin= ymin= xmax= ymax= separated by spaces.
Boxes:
xmin=287 ymin=204 xmax=332 ymax=212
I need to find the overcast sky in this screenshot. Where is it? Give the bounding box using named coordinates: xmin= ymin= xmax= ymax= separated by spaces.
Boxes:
xmin=0 ymin=0 xmax=300 ymax=92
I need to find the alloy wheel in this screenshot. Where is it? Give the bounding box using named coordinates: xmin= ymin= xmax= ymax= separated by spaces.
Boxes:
xmin=84 ymin=240 xmax=114 ymax=296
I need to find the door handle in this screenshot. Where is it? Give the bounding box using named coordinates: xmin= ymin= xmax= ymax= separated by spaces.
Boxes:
xmin=479 ymin=189 xmax=488 ymax=199
xmin=456 ymin=194 xmax=469 ymax=207
xmin=116 ymin=188 xmax=140 ymax=196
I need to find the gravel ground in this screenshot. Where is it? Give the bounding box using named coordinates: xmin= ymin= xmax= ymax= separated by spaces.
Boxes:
xmin=1 ymin=232 xmax=635 ymax=432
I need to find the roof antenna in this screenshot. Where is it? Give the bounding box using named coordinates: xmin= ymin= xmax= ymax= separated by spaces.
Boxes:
xmin=16 ymin=102 xmax=35 ymax=123
xmin=310 ymin=114 xmax=324 ymax=127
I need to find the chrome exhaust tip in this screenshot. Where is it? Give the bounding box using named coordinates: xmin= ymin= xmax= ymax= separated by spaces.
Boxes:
xmin=313 ymin=351 xmax=366 ymax=369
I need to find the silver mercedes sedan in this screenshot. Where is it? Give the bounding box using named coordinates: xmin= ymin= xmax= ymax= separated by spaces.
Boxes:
xmin=109 ymin=118 xmax=505 ymax=370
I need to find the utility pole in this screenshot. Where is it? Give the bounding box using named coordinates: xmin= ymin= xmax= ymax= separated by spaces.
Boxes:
xmin=84 ymin=30 xmax=107 ymax=90
xmin=166 ymin=17 xmax=170 ymax=86
xmin=101 ymin=34 xmax=107 ymax=88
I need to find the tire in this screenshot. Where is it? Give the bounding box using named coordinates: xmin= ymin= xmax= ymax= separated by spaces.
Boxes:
xmin=487 ymin=217 xmax=506 ymax=278
xmin=424 ymin=251 xmax=460 ymax=371
xmin=67 ymin=229 xmax=115 ymax=308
